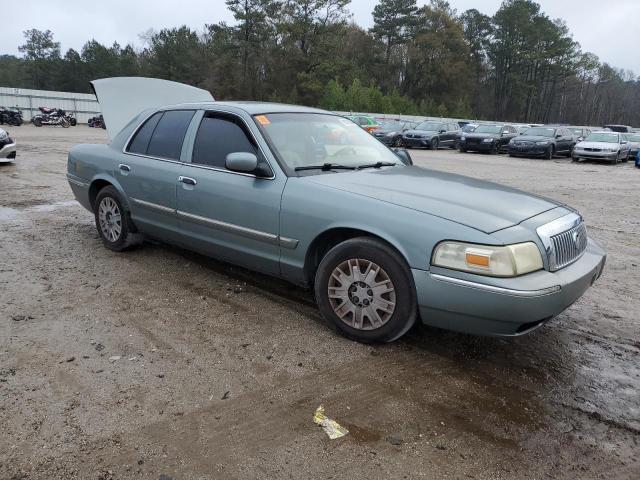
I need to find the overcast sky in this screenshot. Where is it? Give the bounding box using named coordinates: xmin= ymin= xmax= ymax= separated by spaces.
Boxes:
xmin=3 ymin=0 xmax=639 ymax=73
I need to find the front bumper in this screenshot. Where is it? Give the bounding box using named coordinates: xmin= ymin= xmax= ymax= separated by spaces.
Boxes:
xmin=508 ymin=144 xmax=550 ymax=157
xmin=462 ymin=141 xmax=495 ymax=151
xmin=0 ymin=141 xmax=16 ymax=161
xmin=572 ymin=150 xmax=618 ymax=161
xmin=412 ymin=238 xmax=606 ymax=336
xmin=403 ymin=137 xmax=431 ymax=148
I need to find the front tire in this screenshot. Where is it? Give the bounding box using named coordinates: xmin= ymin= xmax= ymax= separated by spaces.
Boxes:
xmin=429 ymin=138 xmax=439 ymax=151
xmin=94 ymin=186 xmax=142 ymax=252
xmin=314 ymin=237 xmax=417 ymax=343
xmin=545 ymin=146 xmax=554 ymax=160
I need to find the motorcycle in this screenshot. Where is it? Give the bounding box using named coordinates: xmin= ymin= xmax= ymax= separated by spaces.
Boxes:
xmin=32 ymin=107 xmax=70 ymax=128
xmin=88 ymin=114 xmax=106 ymax=129
xmin=0 ymin=107 xmax=24 ymax=126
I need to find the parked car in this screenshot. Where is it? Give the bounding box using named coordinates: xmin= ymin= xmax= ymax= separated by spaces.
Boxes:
xmin=508 ymin=126 xmax=575 ymax=159
xmin=459 ymin=124 xmax=518 ymax=154
xmin=603 ymin=124 xmax=634 ymax=133
xmin=0 ymin=107 xmax=24 ymax=126
xmin=346 ymin=115 xmax=380 ymax=133
xmin=0 ymin=127 xmax=17 ymax=163
xmin=572 ymin=131 xmax=631 ymax=164
xmin=402 ymin=121 xmax=461 ymax=150
xmin=372 ymin=120 xmax=416 ymax=147
xmin=623 ymin=133 xmax=640 ymax=160
xmin=568 ymin=127 xmax=591 ymax=142
xmin=67 ymin=77 xmax=606 ymax=343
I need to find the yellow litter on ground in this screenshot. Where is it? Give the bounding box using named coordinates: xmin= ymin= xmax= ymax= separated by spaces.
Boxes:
xmin=313 ymin=405 xmax=349 ymax=439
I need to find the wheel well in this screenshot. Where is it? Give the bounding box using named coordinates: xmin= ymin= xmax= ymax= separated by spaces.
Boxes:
xmin=88 ymin=180 xmax=112 ymax=211
xmin=303 ymin=228 xmax=405 ymax=286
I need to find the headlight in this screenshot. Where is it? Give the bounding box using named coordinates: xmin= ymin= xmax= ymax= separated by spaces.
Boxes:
xmin=460 ymin=136 xmax=466 ymax=142
xmin=0 ymin=130 xmax=7 ymax=141
xmin=536 ymin=141 xmax=549 ymax=145
xmin=482 ymin=138 xmax=494 ymax=143
xmin=385 ymin=131 xmax=396 ymax=137
xmin=432 ymin=241 xmax=543 ymax=277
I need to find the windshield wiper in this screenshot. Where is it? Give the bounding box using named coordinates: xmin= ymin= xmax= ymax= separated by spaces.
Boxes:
xmin=294 ymin=163 xmax=357 ymax=172
xmin=356 ymin=162 xmax=398 ymax=170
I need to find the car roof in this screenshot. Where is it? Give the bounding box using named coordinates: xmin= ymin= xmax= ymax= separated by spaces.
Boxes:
xmin=162 ymin=101 xmax=331 ymax=116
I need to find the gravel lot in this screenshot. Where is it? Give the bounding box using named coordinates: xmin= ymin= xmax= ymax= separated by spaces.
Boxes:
xmin=1 ymin=125 xmax=639 ymax=480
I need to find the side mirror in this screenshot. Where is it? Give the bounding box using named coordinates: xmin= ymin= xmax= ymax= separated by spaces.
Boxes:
xmin=226 ymin=152 xmax=258 ymax=173
xmin=620 ymin=140 xmax=628 ymax=145
xmin=578 ymin=137 xmax=584 ymax=142
xmin=392 ymin=148 xmax=413 ymax=166
xmin=439 ymin=129 xmax=446 ymax=134
xmin=555 ymin=134 xmax=562 ymax=139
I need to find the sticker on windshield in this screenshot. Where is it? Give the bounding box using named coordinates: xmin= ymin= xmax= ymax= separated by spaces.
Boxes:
xmin=255 ymin=115 xmax=271 ymax=125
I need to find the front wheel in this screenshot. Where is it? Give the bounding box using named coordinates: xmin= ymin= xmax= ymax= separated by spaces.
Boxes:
xmin=94 ymin=186 xmax=143 ymax=252
xmin=314 ymin=237 xmax=417 ymax=343
xmin=429 ymin=138 xmax=439 ymax=150
xmin=393 ymin=136 xmax=403 ymax=148
xmin=545 ymin=146 xmax=554 ymax=160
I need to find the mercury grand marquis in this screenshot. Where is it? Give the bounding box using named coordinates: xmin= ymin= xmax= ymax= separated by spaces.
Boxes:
xmin=67 ymin=77 xmax=606 ymax=343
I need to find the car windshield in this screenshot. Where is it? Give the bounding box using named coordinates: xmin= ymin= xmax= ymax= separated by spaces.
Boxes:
xmin=378 ymin=121 xmax=401 ymax=130
xmin=625 ymin=134 xmax=640 ymax=142
xmin=571 ymin=129 xmax=583 ymax=135
xmin=523 ymin=127 xmax=555 ymax=137
xmin=474 ymin=125 xmax=502 ymax=134
xmin=415 ymin=121 xmax=444 ymax=131
xmin=461 ymin=124 xmax=477 ymax=133
xmin=256 ymin=113 xmax=402 ymax=171
xmin=585 ymin=133 xmax=619 ymax=143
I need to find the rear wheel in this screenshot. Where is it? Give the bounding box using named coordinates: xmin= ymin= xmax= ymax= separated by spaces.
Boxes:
xmin=33 ymin=117 xmax=42 ymax=127
xmin=314 ymin=237 xmax=417 ymax=343
xmin=94 ymin=186 xmax=143 ymax=252
xmin=61 ymin=118 xmax=70 ymax=128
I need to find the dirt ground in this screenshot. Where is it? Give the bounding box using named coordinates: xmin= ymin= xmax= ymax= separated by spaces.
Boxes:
xmin=1 ymin=125 xmax=638 ymax=480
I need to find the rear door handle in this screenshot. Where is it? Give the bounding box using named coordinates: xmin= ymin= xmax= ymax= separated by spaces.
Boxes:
xmin=178 ymin=176 xmax=197 ymax=186
xmin=119 ymin=164 xmax=131 ymax=172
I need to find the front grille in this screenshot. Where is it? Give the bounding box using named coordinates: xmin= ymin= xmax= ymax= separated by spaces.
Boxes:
xmin=584 ymin=147 xmax=601 ymax=152
xmin=550 ymin=222 xmax=587 ymax=270
xmin=466 ymin=138 xmax=480 ymax=145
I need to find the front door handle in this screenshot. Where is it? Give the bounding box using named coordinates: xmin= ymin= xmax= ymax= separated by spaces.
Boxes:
xmin=119 ymin=164 xmax=131 ymax=172
xmin=178 ymin=176 xmax=197 ymax=186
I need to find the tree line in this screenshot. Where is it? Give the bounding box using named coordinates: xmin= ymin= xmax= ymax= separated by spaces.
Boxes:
xmin=1 ymin=0 xmax=638 ymax=126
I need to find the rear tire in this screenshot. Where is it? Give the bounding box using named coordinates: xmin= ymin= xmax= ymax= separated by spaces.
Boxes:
xmin=33 ymin=117 xmax=42 ymax=127
xmin=94 ymin=186 xmax=143 ymax=252
xmin=314 ymin=237 xmax=417 ymax=343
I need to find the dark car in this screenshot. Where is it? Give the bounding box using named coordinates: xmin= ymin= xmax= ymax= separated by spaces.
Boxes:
xmin=402 ymin=121 xmax=461 ymax=150
xmin=372 ymin=120 xmax=417 ymax=147
xmin=459 ymin=124 xmax=518 ymax=154
xmin=508 ymin=126 xmax=576 ymax=160
xmin=603 ymin=124 xmax=634 ymax=133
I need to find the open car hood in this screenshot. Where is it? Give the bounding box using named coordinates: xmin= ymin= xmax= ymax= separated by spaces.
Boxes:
xmin=91 ymin=77 xmax=214 ymax=140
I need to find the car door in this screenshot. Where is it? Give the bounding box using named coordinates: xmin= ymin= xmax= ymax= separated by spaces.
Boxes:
xmin=118 ymin=109 xmax=195 ymax=240
xmin=560 ymin=128 xmax=574 ymax=152
xmin=501 ymin=126 xmax=517 ymax=148
xmin=175 ymin=110 xmax=286 ymax=276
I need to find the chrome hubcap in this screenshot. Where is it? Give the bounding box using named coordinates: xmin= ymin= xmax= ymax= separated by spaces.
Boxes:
xmin=98 ymin=197 xmax=122 ymax=242
xmin=328 ymin=258 xmax=396 ymax=330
